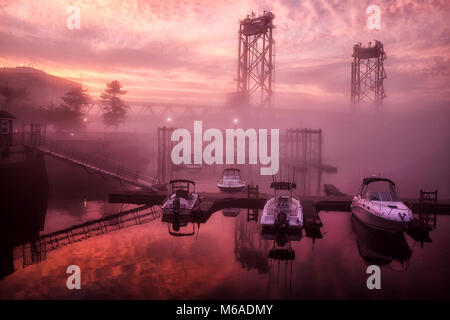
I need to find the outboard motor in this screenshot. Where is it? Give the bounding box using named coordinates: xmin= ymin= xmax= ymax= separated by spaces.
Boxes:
xmin=172 ymin=198 xmax=181 ymax=231
xmin=275 ymin=197 xmax=289 ymax=228
xmin=275 ymin=211 xmax=288 ymax=227
xmin=173 ymin=197 xmax=180 ymax=213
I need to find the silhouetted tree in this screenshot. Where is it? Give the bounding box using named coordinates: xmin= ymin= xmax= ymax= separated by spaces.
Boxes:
xmin=61 ymin=86 xmax=90 ymax=114
xmin=46 ymin=86 xmax=91 ymax=130
xmin=0 ymin=83 xmax=29 ymax=109
xmin=100 ymin=80 xmax=128 ymax=128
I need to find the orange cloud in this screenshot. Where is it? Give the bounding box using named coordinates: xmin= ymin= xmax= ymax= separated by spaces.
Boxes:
xmin=0 ymin=0 xmax=448 ymax=107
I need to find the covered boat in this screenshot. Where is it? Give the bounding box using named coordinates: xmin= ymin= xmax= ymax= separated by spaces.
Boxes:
xmin=217 ymin=168 xmax=246 ymax=192
xmin=351 ymin=177 xmax=413 ymax=234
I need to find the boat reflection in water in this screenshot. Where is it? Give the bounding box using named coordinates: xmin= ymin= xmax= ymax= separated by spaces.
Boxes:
xmin=161 ymin=179 xmax=201 ymax=237
xmin=161 ymin=207 xmax=201 ymax=237
xmin=222 ymin=208 xmax=240 ymax=217
xmin=262 ymin=230 xmax=299 ymax=260
xmin=261 ymin=228 xmax=300 ymax=299
xmin=351 ymin=215 xmax=412 ymax=270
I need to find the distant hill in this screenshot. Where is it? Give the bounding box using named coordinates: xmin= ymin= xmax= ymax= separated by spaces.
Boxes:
xmin=0 ymin=67 xmax=80 ymax=107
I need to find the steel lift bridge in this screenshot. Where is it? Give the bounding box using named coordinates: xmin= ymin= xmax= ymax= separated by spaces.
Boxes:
xmin=237 ymin=11 xmax=275 ymax=108
xmin=351 ymin=40 xmax=387 ymax=110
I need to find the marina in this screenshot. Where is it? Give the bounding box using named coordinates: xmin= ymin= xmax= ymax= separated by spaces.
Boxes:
xmin=0 ymin=1 xmax=449 ymax=303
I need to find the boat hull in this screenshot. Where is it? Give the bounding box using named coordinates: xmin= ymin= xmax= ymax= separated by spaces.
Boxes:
xmin=217 ymin=185 xmax=245 ymax=193
xmin=351 ymin=205 xmax=408 ymax=234
xmin=222 ymin=208 xmax=240 ymax=217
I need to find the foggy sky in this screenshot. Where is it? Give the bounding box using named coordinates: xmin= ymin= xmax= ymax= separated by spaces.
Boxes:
xmin=1 ymin=0 xmax=449 ymax=107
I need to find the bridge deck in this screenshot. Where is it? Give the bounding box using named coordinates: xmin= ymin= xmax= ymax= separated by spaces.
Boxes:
xmin=34 ymin=144 xmax=158 ymax=190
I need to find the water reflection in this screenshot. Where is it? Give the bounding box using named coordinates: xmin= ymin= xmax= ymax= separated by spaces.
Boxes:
xmin=351 ymin=215 xmax=412 ymax=270
xmin=222 ymin=208 xmax=240 ymax=217
xmin=234 ymin=211 xmax=268 ymax=274
xmin=261 ymin=226 xmax=300 ymax=299
xmin=1 ymin=197 xmax=449 ymax=299
xmin=0 ymin=151 xmax=48 ymax=281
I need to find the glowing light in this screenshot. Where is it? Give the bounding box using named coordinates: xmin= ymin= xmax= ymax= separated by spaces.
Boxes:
xmin=233 ymin=118 xmax=238 ymax=124
xmin=83 ymin=118 xmax=88 ymax=122
xmin=167 ymin=117 xmax=172 ymax=122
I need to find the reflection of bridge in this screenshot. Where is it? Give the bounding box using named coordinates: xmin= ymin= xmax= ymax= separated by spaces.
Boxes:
xmin=19 ymin=187 xmax=448 ymax=269
xmin=22 ymin=205 xmax=161 ymax=266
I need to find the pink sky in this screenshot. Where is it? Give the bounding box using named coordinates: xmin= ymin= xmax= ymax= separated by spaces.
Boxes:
xmin=0 ymin=0 xmax=449 ymax=107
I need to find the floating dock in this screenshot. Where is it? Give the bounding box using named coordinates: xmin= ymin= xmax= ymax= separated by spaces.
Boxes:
xmin=109 ymin=188 xmax=450 ymax=234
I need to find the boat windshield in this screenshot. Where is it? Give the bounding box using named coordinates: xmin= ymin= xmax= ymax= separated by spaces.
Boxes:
xmin=366 ymin=191 xmax=399 ymax=201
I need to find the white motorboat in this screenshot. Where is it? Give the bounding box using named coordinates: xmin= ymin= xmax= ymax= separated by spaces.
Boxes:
xmin=161 ymin=179 xmax=200 ymax=215
xmin=351 ymin=177 xmax=413 ymax=234
xmin=184 ymin=163 xmax=202 ymax=170
xmin=260 ymin=182 xmax=303 ymax=230
xmin=217 ymin=168 xmax=246 ymax=193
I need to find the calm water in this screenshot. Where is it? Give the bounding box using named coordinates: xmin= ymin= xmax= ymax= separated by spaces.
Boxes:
xmin=1 ymin=196 xmax=449 ymax=299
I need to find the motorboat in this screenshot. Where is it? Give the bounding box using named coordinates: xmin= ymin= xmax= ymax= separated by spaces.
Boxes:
xmin=260 ymin=181 xmax=303 ymax=230
xmin=351 ymin=177 xmax=413 ymax=234
xmin=184 ymin=163 xmax=202 ymax=170
xmin=217 ymin=168 xmax=246 ymax=192
xmin=161 ymin=179 xmax=200 ymax=215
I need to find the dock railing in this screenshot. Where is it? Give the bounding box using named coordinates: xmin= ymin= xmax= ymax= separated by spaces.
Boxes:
xmin=35 ymin=138 xmax=158 ymax=189
xmin=15 ymin=127 xmax=158 ymax=189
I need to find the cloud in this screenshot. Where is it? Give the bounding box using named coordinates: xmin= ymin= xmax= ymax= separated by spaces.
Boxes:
xmin=0 ymin=0 xmax=448 ymax=106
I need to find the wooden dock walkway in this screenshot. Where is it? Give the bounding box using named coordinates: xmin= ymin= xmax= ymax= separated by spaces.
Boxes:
xmin=109 ymin=189 xmax=450 ymax=235
xmin=21 ymin=188 xmax=449 ymax=266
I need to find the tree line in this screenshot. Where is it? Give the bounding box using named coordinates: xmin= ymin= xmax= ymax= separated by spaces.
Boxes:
xmin=0 ymin=80 xmax=129 ymax=130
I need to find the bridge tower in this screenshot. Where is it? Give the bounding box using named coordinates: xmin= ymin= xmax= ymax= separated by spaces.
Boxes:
xmin=351 ymin=40 xmax=387 ymax=110
xmin=237 ymin=11 xmax=275 ymax=108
